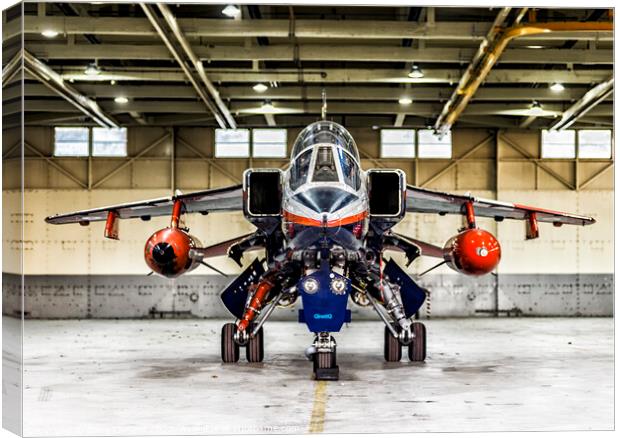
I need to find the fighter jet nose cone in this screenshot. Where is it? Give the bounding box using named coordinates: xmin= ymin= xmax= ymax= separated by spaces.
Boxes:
xmin=152 ymin=242 xmax=175 ymax=264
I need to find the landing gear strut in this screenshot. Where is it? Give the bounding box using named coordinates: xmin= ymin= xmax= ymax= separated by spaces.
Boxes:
xmin=309 ymin=332 xmax=339 ymax=380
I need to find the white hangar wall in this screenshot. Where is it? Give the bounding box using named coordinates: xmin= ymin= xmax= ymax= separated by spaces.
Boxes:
xmin=2 ymin=126 xmax=614 ymax=318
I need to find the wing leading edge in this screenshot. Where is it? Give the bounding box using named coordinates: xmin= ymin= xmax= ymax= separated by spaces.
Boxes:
xmin=406 ymin=185 xmax=595 ymax=226
xmin=45 ymin=184 xmax=243 ymax=225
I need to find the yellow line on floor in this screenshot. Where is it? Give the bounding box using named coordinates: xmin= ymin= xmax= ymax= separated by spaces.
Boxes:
xmin=308 ymin=380 xmax=328 ymax=433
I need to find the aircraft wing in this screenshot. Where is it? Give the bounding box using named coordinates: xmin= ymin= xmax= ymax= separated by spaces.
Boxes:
xmin=45 ymin=184 xmax=243 ymax=225
xmin=406 ymin=185 xmax=595 ymax=226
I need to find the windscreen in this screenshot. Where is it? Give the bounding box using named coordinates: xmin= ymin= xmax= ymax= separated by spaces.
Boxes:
xmin=312 ymin=146 xmax=339 ymax=182
xmin=336 ymin=148 xmax=361 ymax=190
xmin=289 ymin=149 xmax=312 ymax=191
xmin=291 ymin=121 xmax=359 ymax=161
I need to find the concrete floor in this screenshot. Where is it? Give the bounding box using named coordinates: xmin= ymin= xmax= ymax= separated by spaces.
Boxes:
xmin=11 ymin=317 xmax=614 ymax=435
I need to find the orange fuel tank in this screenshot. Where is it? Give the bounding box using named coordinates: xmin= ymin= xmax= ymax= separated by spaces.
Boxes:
xmin=144 ymin=227 xmax=201 ymax=278
xmin=443 ymin=228 xmax=501 ymax=276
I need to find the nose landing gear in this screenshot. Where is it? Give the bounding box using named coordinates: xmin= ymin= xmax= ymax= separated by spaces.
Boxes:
xmin=308 ymin=332 xmax=339 ymax=380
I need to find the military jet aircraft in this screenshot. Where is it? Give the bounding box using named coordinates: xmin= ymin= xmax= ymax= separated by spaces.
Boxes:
xmin=46 ymin=121 xmax=595 ymax=380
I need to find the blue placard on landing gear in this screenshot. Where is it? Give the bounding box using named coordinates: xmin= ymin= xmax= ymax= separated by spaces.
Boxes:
xmin=297 ymin=266 xmax=351 ymax=333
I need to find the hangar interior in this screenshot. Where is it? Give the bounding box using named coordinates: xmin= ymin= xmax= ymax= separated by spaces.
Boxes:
xmin=2 ymin=2 xmax=615 ymax=436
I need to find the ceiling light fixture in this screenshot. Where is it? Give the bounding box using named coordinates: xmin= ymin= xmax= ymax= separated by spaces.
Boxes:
xmin=84 ymin=62 xmax=101 ymax=76
xmin=528 ymin=100 xmax=544 ymax=116
xmin=114 ymin=96 xmax=129 ymax=104
xmin=550 ymin=82 xmax=565 ymax=92
xmin=261 ymin=100 xmax=274 ymax=112
xmin=525 ymin=45 xmax=544 ymax=49
xmin=398 ymin=97 xmax=413 ymax=105
xmin=41 ymin=30 xmax=59 ymax=38
xmin=408 ymin=64 xmax=424 ymax=79
xmin=222 ymin=5 xmax=241 ymax=18
xmin=253 ymin=83 xmax=268 ymax=93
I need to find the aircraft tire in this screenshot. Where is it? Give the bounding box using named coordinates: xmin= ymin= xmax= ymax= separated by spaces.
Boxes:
xmin=408 ymin=322 xmax=426 ymax=362
xmin=221 ymin=323 xmax=240 ymax=363
xmin=384 ymin=326 xmax=402 ymax=362
xmin=246 ymin=326 xmax=264 ymax=363
xmin=315 ymin=351 xmax=336 ymax=369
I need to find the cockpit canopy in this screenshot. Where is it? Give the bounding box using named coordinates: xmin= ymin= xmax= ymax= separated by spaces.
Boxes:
xmin=291 ymin=121 xmax=360 ymax=162
xmin=289 ymin=122 xmax=361 ymax=192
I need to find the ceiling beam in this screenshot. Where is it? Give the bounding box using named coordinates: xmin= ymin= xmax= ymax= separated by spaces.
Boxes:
xmin=2 ymin=50 xmax=21 ymax=86
xmin=394 ymin=113 xmax=406 ymax=127
xmin=519 ymin=115 xmax=538 ymax=128
xmin=14 ymin=99 xmax=612 ymax=117
xmin=22 ymin=50 xmax=118 ymax=127
xmin=10 ymin=16 xmax=613 ymax=41
xmin=9 ymin=83 xmax=613 ymax=102
xmin=55 ymin=67 xmax=612 ymax=85
xmin=157 ymin=3 xmax=236 ymax=129
xmin=23 ymin=43 xmax=614 ymax=65
xmin=551 ymin=76 xmax=614 ymax=130
xmin=264 ymin=114 xmax=276 ymax=126
xmin=434 ymin=19 xmax=612 ymax=135
xmin=140 ymin=3 xmax=230 ymax=129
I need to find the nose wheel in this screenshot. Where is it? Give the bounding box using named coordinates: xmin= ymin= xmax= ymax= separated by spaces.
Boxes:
xmin=311 ymin=333 xmax=339 ymax=380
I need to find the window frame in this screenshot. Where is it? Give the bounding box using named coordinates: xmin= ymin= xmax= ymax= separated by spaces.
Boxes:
xmin=417 ymin=129 xmax=452 ymax=159
xmin=540 ymin=129 xmax=577 ymax=159
xmin=92 ymin=127 xmax=128 ymax=157
xmin=380 ymin=129 xmax=416 ymax=158
xmin=53 ymin=126 xmax=90 ymax=157
xmin=577 ymin=129 xmax=613 ymax=160
xmin=214 ymin=128 xmax=251 ymax=158
xmin=251 ymin=128 xmax=288 ymax=158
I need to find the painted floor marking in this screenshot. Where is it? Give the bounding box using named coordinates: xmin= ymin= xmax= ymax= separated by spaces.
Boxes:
xmin=308 ymin=380 xmax=328 ymax=433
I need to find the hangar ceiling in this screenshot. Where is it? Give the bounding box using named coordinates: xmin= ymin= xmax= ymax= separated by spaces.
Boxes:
xmin=2 ymin=4 xmax=614 ymax=129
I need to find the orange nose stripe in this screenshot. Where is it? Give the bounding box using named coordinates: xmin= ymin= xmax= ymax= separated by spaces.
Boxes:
xmin=283 ymin=210 xmax=368 ymax=227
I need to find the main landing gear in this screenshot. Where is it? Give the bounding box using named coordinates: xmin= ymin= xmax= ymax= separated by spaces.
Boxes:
xmin=383 ymin=322 xmax=426 ymax=362
xmin=221 ymin=323 xmax=265 ymax=363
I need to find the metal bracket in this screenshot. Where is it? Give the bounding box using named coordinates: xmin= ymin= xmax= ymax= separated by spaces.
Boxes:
xmin=464 ymin=201 xmax=476 ymax=229
xmin=526 ymin=211 xmax=540 ymax=240
xmin=104 ymin=210 xmax=119 ymax=240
